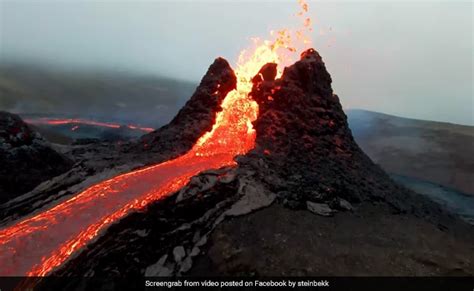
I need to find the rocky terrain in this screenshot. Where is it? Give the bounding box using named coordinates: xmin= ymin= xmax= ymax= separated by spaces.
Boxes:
xmin=191 ymin=202 xmax=474 ymax=276
xmin=0 ymin=112 xmax=72 ymax=203
xmin=1 ymin=49 xmax=472 ymax=290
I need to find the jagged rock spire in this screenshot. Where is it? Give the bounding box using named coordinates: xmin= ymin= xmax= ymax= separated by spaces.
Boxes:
xmin=246 ymin=48 xmax=408 ymax=208
xmin=139 ymin=58 xmax=236 ymax=157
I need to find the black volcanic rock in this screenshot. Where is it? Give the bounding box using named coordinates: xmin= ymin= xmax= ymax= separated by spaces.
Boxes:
xmin=138 ymin=58 xmax=236 ymax=158
xmin=252 ymin=63 xmax=278 ymax=83
xmin=245 ymin=49 xmax=411 ymax=210
xmin=0 ymin=111 xmax=73 ymax=203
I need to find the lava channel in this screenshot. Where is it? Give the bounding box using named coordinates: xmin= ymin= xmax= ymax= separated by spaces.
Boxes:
xmin=0 ymin=153 xmax=237 ymax=276
xmin=24 ymin=117 xmax=154 ymax=133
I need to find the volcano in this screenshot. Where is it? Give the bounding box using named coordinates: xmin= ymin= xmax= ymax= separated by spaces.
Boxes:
xmin=18 ymin=49 xmax=471 ymax=289
xmin=1 ymin=0 xmax=473 ymax=289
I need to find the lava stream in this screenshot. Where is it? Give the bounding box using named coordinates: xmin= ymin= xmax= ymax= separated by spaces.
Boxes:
xmin=0 ymin=153 xmax=236 ymax=276
xmin=0 ymin=0 xmax=313 ymax=276
xmin=24 ymin=117 xmax=154 ymax=133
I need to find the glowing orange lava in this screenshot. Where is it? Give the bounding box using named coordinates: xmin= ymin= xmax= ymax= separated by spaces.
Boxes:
xmin=24 ymin=117 xmax=154 ymax=133
xmin=0 ymin=0 xmax=313 ymax=277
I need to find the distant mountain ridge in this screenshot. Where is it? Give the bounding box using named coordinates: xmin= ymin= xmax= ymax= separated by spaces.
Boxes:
xmin=0 ymin=63 xmax=197 ymax=127
xmin=347 ymin=109 xmax=474 ymax=195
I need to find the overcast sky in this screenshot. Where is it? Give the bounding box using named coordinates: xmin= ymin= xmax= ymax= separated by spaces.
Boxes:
xmin=0 ymin=0 xmax=472 ymax=125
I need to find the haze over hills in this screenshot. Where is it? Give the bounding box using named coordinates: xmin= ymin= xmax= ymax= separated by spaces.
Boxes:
xmin=0 ymin=63 xmax=196 ymax=127
xmin=348 ymin=109 xmax=474 ymax=195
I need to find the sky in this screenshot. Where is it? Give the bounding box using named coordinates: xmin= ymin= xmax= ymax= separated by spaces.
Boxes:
xmin=0 ymin=0 xmax=472 ymax=125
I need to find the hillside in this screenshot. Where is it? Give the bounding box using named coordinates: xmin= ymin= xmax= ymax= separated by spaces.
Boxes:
xmin=347 ymin=109 xmax=474 ymax=195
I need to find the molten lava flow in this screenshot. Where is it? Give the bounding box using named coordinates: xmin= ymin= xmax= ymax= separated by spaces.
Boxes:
xmin=24 ymin=117 xmax=154 ymax=133
xmin=0 ymin=0 xmax=313 ymax=277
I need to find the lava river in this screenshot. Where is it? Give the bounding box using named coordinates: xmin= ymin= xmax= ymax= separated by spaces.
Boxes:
xmin=24 ymin=117 xmax=154 ymax=133
xmin=0 ymin=0 xmax=312 ymax=277
xmin=0 ymin=153 xmax=237 ymax=276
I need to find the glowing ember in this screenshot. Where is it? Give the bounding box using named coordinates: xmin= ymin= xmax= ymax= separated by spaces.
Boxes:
xmin=0 ymin=0 xmax=313 ymax=277
xmin=24 ymin=118 xmax=154 ymax=133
